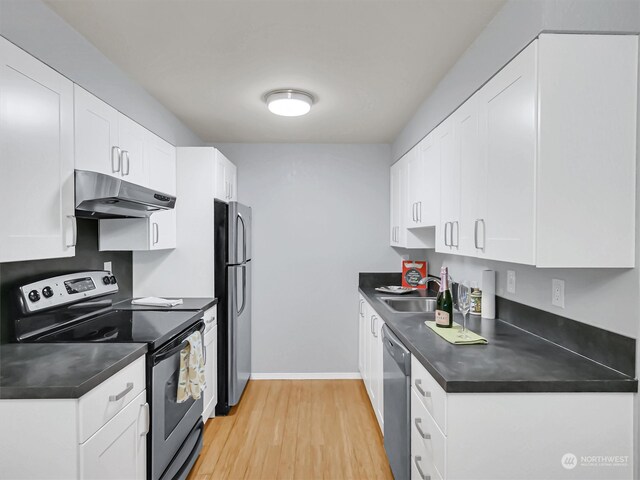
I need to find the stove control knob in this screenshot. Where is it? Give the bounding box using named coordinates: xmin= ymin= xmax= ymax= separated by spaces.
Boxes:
xmin=28 ymin=290 xmax=41 ymax=302
xmin=109 ymin=276 xmax=117 ymax=285
xmin=102 ymin=276 xmax=111 ymax=285
xmin=42 ymin=286 xmax=54 ymax=298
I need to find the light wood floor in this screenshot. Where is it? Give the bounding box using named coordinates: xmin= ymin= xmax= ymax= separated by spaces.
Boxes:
xmin=187 ymin=380 xmax=393 ymax=480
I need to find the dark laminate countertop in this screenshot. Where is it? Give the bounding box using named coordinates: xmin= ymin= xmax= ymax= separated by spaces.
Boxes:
xmin=359 ymin=286 xmax=637 ymax=393
xmin=0 ymin=343 xmax=147 ymax=399
xmin=116 ymin=297 xmax=217 ymax=312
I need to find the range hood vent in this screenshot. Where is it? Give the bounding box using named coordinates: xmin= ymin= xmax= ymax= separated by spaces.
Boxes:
xmin=75 ymin=170 xmax=176 ymax=219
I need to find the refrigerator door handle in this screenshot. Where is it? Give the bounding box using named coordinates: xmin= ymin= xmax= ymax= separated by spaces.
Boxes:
xmin=238 ymin=265 xmax=247 ymax=316
xmin=238 ymin=213 xmax=247 ymax=264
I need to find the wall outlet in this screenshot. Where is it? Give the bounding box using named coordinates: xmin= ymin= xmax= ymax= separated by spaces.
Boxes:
xmin=104 ymin=261 xmax=112 ymax=273
xmin=506 ymin=270 xmax=516 ymax=294
xmin=552 ymin=279 xmax=565 ymax=308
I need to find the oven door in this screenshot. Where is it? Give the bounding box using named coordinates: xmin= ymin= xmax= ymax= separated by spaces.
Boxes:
xmin=150 ymin=322 xmax=205 ymax=480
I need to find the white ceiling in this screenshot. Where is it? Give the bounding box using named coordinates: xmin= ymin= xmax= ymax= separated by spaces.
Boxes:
xmin=45 ymin=0 xmax=504 ymax=144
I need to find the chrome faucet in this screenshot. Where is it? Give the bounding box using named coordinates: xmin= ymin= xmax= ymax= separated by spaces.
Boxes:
xmin=418 ymin=276 xmax=441 ymax=289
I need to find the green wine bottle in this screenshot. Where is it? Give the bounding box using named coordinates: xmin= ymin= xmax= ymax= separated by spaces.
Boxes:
xmin=435 ymin=266 xmax=453 ymax=328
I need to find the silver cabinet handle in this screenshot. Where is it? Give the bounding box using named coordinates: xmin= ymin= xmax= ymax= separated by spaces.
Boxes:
xmin=418 ymin=201 xmax=422 ymax=223
xmin=474 ymin=219 xmax=479 ymax=249
xmin=453 ymin=220 xmax=459 ymax=247
xmin=122 ymin=150 xmax=130 ymax=176
xmin=370 ymin=315 xmax=374 ymax=335
xmin=205 ymin=315 xmax=216 ymax=324
xmin=415 ymin=379 xmax=431 ymax=398
xmin=413 ymin=202 xmax=417 ymax=222
xmin=478 ymin=218 xmax=485 ymax=250
xmin=359 ymin=300 xmax=364 ymax=317
xmin=372 ymin=316 xmax=378 ymax=338
xmin=66 ymin=215 xmax=77 ymax=247
xmin=152 ymin=222 xmax=159 ymax=245
xmin=111 ymin=146 xmax=122 ymax=173
xmin=109 ymin=382 xmax=134 ymax=401
xmin=444 ymin=221 xmax=451 ymax=247
xmin=414 ymin=418 xmax=431 ymax=439
xmin=414 ymin=456 xmax=431 ymax=480
xmin=140 ymin=403 xmax=150 ymax=437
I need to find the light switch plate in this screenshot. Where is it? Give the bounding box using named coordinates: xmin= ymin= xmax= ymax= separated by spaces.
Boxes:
xmin=552 ymin=279 xmax=565 ymax=308
xmin=506 ymin=270 xmax=516 ymax=294
xmin=104 ymin=261 xmax=112 ymax=273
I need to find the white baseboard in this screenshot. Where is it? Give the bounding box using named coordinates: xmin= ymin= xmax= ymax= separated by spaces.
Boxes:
xmin=250 ymin=372 xmax=362 ymax=380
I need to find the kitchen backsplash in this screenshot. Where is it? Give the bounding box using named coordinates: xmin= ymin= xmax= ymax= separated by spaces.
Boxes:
xmin=0 ymin=219 xmax=133 ymax=343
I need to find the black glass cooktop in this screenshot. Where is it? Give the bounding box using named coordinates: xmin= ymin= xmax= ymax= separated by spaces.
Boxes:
xmin=30 ymin=309 xmax=200 ymax=351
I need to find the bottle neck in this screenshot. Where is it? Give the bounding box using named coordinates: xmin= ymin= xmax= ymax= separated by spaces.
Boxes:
xmin=440 ymin=269 xmax=449 ymax=291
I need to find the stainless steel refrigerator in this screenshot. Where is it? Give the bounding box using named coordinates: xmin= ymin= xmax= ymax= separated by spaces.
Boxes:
xmin=214 ymin=200 xmax=252 ymax=415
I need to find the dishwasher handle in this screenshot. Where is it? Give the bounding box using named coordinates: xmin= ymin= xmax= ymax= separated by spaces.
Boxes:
xmin=381 ymin=324 xmax=411 ymax=376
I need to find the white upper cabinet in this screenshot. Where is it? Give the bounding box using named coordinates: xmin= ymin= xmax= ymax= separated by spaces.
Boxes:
xmin=478 ymin=41 xmax=537 ymax=265
xmin=146 ymin=135 xmax=177 ymax=195
xmin=435 ymin=118 xmax=457 ymax=253
xmin=214 ymin=149 xmax=237 ymax=202
xmin=74 ymin=85 xmax=121 ymax=176
xmin=118 ymin=114 xmax=148 ymax=186
xmin=390 ymin=161 xmax=402 ymax=246
xmin=0 ymin=36 xmax=76 ymax=263
xmin=535 ymin=34 xmax=637 ymax=268
xmin=429 ymin=33 xmax=637 ymax=267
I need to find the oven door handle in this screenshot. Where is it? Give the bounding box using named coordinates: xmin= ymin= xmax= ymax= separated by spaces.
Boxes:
xmin=152 ymin=323 xmax=204 ymax=365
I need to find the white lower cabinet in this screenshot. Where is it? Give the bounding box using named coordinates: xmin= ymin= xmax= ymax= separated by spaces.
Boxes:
xmin=410 ymin=356 xmax=635 ymax=479
xmin=0 ymin=356 xmax=148 ymax=480
xmin=202 ymin=306 xmax=218 ymax=421
xmin=358 ymin=295 xmax=384 ymax=433
xmin=79 ymin=391 xmax=148 ymax=480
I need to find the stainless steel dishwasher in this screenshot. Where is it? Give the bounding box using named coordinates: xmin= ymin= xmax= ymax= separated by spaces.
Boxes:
xmin=382 ymin=324 xmax=411 ymax=480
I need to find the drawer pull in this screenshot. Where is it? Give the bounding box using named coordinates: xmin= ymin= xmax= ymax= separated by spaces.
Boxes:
xmin=414 ymin=418 xmax=431 ymax=439
xmin=415 ymin=379 xmax=431 ymax=398
xmin=414 ymin=456 xmax=431 ymax=480
xmin=109 ymin=382 xmax=134 ymax=402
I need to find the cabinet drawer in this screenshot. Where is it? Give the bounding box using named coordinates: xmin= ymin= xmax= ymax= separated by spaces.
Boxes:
xmin=411 ymin=387 xmax=446 ymax=478
xmin=411 ymin=439 xmax=443 ymax=480
xmin=78 ymin=356 xmax=146 ymax=443
xmin=203 ymin=306 xmax=217 ymax=334
xmin=411 ymin=356 xmax=447 ymax=433
xmin=79 ymin=390 xmax=147 ymax=480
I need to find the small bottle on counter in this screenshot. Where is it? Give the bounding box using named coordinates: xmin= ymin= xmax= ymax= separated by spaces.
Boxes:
xmin=470 ymin=283 xmax=482 ymax=316
xmin=435 ymin=267 xmax=453 ymax=328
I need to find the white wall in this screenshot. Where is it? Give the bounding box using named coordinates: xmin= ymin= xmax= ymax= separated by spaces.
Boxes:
xmin=215 ymin=143 xmax=400 ymax=376
xmin=0 ymin=0 xmax=203 ymax=146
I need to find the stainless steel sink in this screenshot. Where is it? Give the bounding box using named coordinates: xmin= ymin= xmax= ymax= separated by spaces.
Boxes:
xmin=380 ymin=297 xmax=437 ymax=313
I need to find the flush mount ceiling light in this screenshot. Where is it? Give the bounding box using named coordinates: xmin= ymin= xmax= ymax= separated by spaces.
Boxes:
xmin=265 ymin=89 xmax=314 ymax=117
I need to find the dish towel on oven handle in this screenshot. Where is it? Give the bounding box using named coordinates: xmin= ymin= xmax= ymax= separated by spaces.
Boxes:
xmin=176 ymin=331 xmax=206 ymax=403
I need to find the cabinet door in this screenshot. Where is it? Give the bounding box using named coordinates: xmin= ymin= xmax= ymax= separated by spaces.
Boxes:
xmin=74 ymin=85 xmax=120 ymax=176
xmin=0 ymin=37 xmax=75 ymax=262
xmin=147 ymin=135 xmax=176 ymax=195
xmin=118 ymin=115 xmax=148 ymax=186
xmin=417 ymin=134 xmax=440 ymax=227
xmin=435 ymin=118 xmax=457 ymax=253
xmin=203 ymin=325 xmax=217 ymax=420
xmin=374 ymin=318 xmax=384 ymax=432
xmin=479 ymin=41 xmax=537 ymax=265
xmin=454 ymin=93 xmax=484 ymax=257
xmin=149 ymin=210 xmax=177 ymax=250
xmin=406 ymin=147 xmax=421 ymax=228
xmin=79 ymin=391 xmax=147 ymax=480
xmin=358 ymin=296 xmax=366 ymax=377
xmin=390 ymin=162 xmax=402 ymax=246
xmin=227 ymin=161 xmax=238 ymax=201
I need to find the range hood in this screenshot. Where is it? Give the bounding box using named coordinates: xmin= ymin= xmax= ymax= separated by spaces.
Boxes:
xmin=75 ymin=170 xmax=176 ymax=219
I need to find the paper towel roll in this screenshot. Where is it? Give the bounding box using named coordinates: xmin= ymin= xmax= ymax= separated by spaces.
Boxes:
xmin=481 ymin=270 xmax=496 ymax=319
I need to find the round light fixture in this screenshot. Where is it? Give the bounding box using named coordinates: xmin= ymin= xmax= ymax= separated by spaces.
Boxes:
xmin=265 ymin=89 xmax=314 ymax=117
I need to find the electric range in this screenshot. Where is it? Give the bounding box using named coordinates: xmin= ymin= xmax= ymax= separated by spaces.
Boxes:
xmin=12 ymin=270 xmax=205 ymax=480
